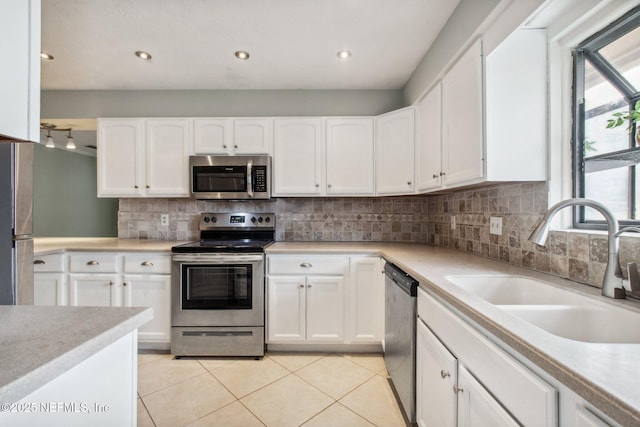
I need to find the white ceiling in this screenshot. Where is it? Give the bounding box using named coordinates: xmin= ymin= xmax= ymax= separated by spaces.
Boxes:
xmin=41 ymin=0 xmax=461 ymax=91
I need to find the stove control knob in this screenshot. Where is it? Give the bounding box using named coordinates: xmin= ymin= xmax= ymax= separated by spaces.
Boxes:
xmin=203 ymin=216 xmax=210 ymax=223
xmin=258 ymin=217 xmax=263 ymax=223
xmin=210 ymin=216 xmax=217 ymax=223
xmin=251 ymin=216 xmax=257 ymax=223
xmin=265 ymin=216 xmax=271 ymax=223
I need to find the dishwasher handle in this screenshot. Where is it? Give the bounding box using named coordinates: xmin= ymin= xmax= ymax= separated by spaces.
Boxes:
xmin=384 ymin=262 xmax=418 ymax=297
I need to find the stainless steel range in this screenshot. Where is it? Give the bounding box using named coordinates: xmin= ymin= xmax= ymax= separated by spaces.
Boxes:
xmin=170 ymin=212 xmax=275 ymax=357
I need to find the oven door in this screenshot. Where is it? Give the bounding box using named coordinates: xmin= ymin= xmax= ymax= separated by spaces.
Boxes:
xmin=171 ymin=254 xmax=264 ymax=327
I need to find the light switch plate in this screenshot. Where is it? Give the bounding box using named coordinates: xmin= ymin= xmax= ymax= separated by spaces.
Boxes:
xmin=490 ymin=216 xmax=502 ymax=235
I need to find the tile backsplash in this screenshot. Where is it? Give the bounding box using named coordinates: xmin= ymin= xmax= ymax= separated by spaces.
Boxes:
xmin=118 ymin=181 xmax=640 ymax=289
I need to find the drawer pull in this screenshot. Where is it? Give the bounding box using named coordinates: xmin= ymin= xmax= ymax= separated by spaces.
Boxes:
xmin=87 ymin=260 xmax=100 ymax=266
xmin=453 ymin=385 xmax=464 ymax=394
xmin=300 ymin=262 xmax=312 ymax=268
xmin=440 ymin=370 xmax=450 ymax=379
xmin=140 ymin=261 xmax=154 ymax=267
xmin=34 ymin=260 xmax=45 ymax=265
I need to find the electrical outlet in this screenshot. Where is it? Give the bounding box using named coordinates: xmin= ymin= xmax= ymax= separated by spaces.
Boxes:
xmin=490 ymin=216 xmax=502 ymax=235
xmin=451 ymin=215 xmax=456 ymax=230
xmin=160 ymin=214 xmax=169 ymax=227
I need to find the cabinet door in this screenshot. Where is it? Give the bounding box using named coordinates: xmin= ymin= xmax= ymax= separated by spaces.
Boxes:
xmin=272 ymin=118 xmax=323 ymax=195
xmin=306 ymin=275 xmax=345 ymax=342
xmin=348 ymin=257 xmax=383 ymax=343
xmin=233 ymin=118 xmax=272 ymax=154
xmin=69 ymin=274 xmax=121 ymax=307
xmin=145 ymin=119 xmax=190 ymax=196
xmin=97 ymin=119 xmax=144 ymax=197
xmin=457 ymin=365 xmax=520 ymax=427
xmin=0 ymin=0 xmax=40 ymax=142
xmin=267 ymin=276 xmax=306 ymax=342
xmin=376 ymin=108 xmax=416 ymax=195
xmin=416 ymin=319 xmax=457 ymax=427
xmin=326 ymin=118 xmax=374 ymax=195
xmin=442 ymin=39 xmax=484 ymax=188
xmin=192 ymin=118 xmax=231 ymax=154
xmin=34 ymin=273 xmax=67 ymax=306
xmin=123 ymin=274 xmax=171 ymax=343
xmin=416 ymin=83 xmax=443 ymax=192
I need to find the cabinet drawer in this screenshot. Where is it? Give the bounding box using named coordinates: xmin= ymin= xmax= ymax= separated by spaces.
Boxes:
xmin=123 ymin=253 xmax=171 ymax=274
xmin=268 ymin=255 xmax=347 ymax=275
xmin=69 ymin=253 xmax=120 ymax=273
xmin=418 ymin=287 xmax=557 ymax=427
xmin=33 ymin=253 xmax=65 ymax=272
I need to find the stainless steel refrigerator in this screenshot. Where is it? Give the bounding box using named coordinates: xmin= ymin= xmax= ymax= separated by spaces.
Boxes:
xmin=0 ymin=143 xmax=34 ymax=305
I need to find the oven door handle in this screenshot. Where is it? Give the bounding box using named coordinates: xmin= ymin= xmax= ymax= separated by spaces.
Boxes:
xmin=172 ymin=254 xmax=264 ymax=263
xmin=246 ymin=160 xmax=254 ymax=198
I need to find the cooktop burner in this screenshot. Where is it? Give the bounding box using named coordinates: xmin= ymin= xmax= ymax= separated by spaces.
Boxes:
xmin=171 ymin=212 xmax=275 ymax=254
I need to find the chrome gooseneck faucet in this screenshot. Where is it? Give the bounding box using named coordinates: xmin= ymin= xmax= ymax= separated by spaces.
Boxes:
xmin=528 ymin=198 xmax=626 ymax=299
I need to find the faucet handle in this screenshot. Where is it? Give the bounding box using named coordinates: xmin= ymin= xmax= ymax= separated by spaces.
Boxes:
xmin=627 ymin=262 xmax=640 ymax=292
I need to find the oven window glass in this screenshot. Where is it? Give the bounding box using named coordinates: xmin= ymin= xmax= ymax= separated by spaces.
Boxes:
xmin=193 ymin=166 xmax=247 ymax=193
xmin=182 ymin=264 xmax=252 ymax=309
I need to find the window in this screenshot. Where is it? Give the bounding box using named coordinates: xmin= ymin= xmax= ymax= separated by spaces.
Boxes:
xmin=572 ymin=6 xmax=640 ymax=228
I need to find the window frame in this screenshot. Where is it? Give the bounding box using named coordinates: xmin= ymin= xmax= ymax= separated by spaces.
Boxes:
xmin=572 ymin=5 xmax=640 ymax=230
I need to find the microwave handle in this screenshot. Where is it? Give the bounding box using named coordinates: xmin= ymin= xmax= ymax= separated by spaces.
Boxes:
xmin=247 ymin=160 xmax=254 ymax=198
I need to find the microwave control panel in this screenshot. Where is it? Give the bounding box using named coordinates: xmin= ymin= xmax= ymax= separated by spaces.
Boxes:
xmin=253 ymin=166 xmax=267 ymax=192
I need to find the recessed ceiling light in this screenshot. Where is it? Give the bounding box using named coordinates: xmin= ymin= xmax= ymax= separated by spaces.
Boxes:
xmin=337 ymin=50 xmax=352 ymax=59
xmin=235 ymin=51 xmax=250 ymax=60
xmin=40 ymin=52 xmax=54 ymax=60
xmin=135 ymin=51 xmax=152 ymax=61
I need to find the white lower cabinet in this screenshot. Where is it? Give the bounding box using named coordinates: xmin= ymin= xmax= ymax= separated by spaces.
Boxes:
xmin=417 ymin=287 xmax=558 ymax=427
xmin=34 ymin=251 xmax=171 ymax=348
xmin=266 ymin=254 xmax=383 ymax=349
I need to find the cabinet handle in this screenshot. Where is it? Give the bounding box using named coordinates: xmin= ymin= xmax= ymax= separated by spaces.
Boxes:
xmin=86 ymin=260 xmax=99 ymax=266
xmin=141 ymin=261 xmax=154 ymax=267
xmin=440 ymin=370 xmax=450 ymax=379
xmin=440 ymin=171 xmax=446 ymax=176
xmin=300 ymin=262 xmax=312 ymax=268
xmin=453 ymin=385 xmax=464 ymax=394
xmin=34 ymin=260 xmax=45 ymax=265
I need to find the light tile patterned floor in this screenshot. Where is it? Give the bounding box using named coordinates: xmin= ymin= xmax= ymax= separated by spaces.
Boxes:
xmin=137 ymin=352 xmax=407 ymax=427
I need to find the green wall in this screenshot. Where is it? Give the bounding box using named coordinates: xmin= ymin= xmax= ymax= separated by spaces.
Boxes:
xmin=33 ymin=144 xmax=118 ymax=237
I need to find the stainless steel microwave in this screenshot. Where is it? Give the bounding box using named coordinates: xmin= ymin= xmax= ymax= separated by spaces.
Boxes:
xmin=190 ymin=155 xmax=271 ymax=200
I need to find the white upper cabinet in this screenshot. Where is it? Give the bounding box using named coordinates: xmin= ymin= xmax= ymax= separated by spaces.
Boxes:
xmin=441 ymin=39 xmax=484 ymax=188
xmin=376 ymin=107 xmax=415 ymax=195
xmin=233 ymin=118 xmax=272 ymax=154
xmin=416 ymin=83 xmax=443 ymax=192
xmin=145 ymin=119 xmax=191 ymax=196
xmin=97 ymin=118 xmax=190 ymax=197
xmin=192 ymin=118 xmax=231 ymax=154
xmin=192 ymin=118 xmax=271 ymax=155
xmin=326 ymin=118 xmax=375 ymax=196
xmin=0 ymin=0 xmax=40 ymax=142
xmin=97 ymin=119 xmax=145 ymax=197
xmin=272 ymin=118 xmax=324 ymax=196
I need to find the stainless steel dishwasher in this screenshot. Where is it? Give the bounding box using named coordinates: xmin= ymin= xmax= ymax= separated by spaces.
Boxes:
xmin=384 ymin=261 xmax=418 ymax=425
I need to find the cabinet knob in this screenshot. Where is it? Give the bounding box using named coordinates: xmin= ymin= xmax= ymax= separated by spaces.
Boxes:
xmin=327 ymin=184 xmax=332 ymax=189
xmin=141 ymin=261 xmax=154 ymax=267
xmin=433 ymin=174 xmax=439 ymax=179
xmin=407 ymin=181 xmax=412 ymax=186
xmin=440 ymin=370 xmax=450 ymax=379
xmin=123 ymin=282 xmax=127 ymax=287
xmin=34 ymin=260 xmax=45 ymax=265
xmin=109 ymin=281 xmax=113 ymax=286
xmin=453 ymin=385 xmax=464 ymax=394
xmin=308 ymin=284 xmax=312 ymax=288
xmin=300 ymin=262 xmax=312 ymax=268
xmin=234 ymin=145 xmax=238 ymax=149
xmin=134 ymin=185 xmax=139 ymax=189
xmin=223 ymin=144 xmax=228 ymax=149
xmin=299 ymin=284 xmax=304 ymax=288
xmin=146 ymin=185 xmax=150 ymax=189
xmin=440 ymin=171 xmax=446 ymax=176
xmin=315 ymin=184 xmax=319 ymax=188
xmin=86 ymin=260 xmax=99 ymax=266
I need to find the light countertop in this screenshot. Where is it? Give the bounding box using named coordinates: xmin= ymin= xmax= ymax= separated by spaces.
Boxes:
xmin=34 ymin=237 xmax=189 ymax=255
xmin=267 ymin=241 xmax=640 ymax=426
xmin=0 ymin=305 xmax=152 ymax=404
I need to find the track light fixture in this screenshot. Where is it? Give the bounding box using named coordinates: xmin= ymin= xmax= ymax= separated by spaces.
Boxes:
xmin=40 ymin=123 xmax=76 ymax=150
